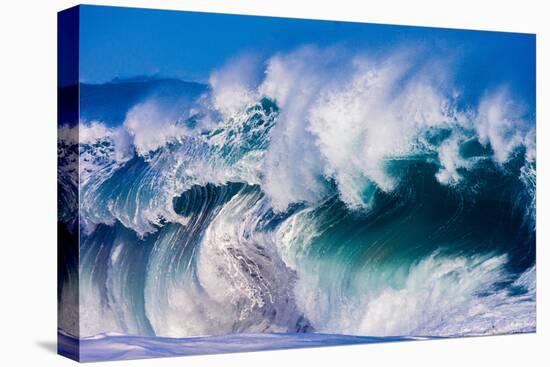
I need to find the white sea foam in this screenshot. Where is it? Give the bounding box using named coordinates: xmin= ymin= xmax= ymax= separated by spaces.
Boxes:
xmin=209 ymin=54 xmax=262 ymax=118
xmin=435 ymin=134 xmax=471 ymax=185
xmin=144 ymin=188 xmax=305 ymax=337
xmin=257 ymin=48 xmax=458 ymax=209
xmin=287 ymin=251 xmax=535 ymax=337
xmin=80 ymin=121 xmax=134 ymax=165
xmin=124 ymin=100 xmax=193 ymax=155
xmin=258 ymin=48 xmax=335 ymax=211
xmin=353 ymin=255 xmax=534 ymax=336
xmin=475 ymin=88 xmax=531 ymax=164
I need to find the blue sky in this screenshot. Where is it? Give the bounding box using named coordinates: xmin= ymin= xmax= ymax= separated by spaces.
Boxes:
xmin=78 ymin=5 xmax=535 ymax=109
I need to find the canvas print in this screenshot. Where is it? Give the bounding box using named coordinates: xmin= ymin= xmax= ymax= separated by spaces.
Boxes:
xmin=57 ymin=5 xmax=536 ymax=362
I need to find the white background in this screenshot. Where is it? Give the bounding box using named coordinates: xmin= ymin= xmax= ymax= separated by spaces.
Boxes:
xmin=0 ymin=0 xmax=548 ymax=365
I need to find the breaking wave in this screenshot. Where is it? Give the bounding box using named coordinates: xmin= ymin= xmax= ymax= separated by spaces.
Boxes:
xmin=58 ymin=46 xmax=536 ymax=339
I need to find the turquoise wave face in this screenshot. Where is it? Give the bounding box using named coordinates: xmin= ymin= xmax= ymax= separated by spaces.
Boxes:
xmin=58 ymin=49 xmax=535 ymax=340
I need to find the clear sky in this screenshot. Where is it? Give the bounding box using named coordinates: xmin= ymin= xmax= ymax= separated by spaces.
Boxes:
xmin=78 ymin=5 xmax=535 ymax=109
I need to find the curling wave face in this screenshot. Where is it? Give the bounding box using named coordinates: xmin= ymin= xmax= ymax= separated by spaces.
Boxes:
xmin=58 ymin=46 xmax=536 ymax=339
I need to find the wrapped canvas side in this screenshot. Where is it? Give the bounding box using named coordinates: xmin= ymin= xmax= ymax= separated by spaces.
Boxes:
xmin=57 ymin=6 xmax=80 ymax=362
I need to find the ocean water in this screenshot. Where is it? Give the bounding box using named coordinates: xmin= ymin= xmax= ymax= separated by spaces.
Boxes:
xmin=58 ymin=47 xmax=536 ymax=361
